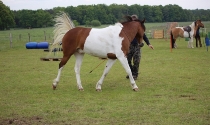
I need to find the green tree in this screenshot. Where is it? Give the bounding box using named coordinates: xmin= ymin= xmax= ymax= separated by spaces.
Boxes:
xmin=136 ymin=5 xmax=144 ymax=20
xmin=162 ymin=5 xmax=170 ymax=22
xmin=0 ymin=0 xmax=15 ymax=30
xmin=128 ymin=4 xmax=139 ymax=16
xmin=143 ymin=5 xmax=153 ymax=22
xmin=34 ymin=9 xmax=53 ymax=28
xmin=152 ymin=6 xmax=163 ymax=22
xmin=17 ymin=10 xmax=35 ymax=28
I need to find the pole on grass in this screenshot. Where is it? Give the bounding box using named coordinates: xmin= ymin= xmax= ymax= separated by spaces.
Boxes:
xmin=9 ymin=33 xmax=12 ymax=48
xmin=28 ymin=33 xmax=31 ymax=42
xmin=44 ymin=31 xmax=46 ymax=41
xmin=170 ymin=33 xmax=172 ymax=52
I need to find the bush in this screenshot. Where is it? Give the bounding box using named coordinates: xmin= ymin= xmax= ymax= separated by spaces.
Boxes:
xmin=85 ymin=21 xmax=91 ymax=27
xmin=73 ymin=20 xmax=79 ymax=26
xmin=91 ymin=20 xmax=101 ymax=27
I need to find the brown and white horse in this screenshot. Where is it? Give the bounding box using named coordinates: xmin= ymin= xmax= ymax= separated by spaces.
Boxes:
xmin=52 ymin=12 xmax=146 ymax=91
xmin=170 ymin=20 xmax=204 ymax=48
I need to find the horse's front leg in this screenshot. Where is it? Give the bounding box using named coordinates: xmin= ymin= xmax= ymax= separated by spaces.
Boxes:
xmin=117 ymin=56 xmax=138 ymax=91
xmin=96 ymin=59 xmax=116 ymax=91
xmin=74 ymin=52 xmax=84 ymax=91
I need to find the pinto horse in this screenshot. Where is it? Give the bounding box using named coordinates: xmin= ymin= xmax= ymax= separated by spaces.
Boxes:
xmin=170 ymin=20 xmax=204 ymax=48
xmin=52 ymin=12 xmax=146 ymax=91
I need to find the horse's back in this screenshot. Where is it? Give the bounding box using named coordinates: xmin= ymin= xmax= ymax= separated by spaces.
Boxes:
xmin=83 ymin=23 xmax=124 ymax=58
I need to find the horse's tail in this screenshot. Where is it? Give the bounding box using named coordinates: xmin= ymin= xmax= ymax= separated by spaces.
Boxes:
xmin=170 ymin=30 xmax=174 ymax=49
xmin=52 ymin=12 xmax=75 ymax=46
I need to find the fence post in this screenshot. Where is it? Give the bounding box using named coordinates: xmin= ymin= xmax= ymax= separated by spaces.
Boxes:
xmin=28 ymin=33 xmax=31 ymax=41
xmin=44 ymin=31 xmax=46 ymax=41
xmin=9 ymin=33 xmax=12 ymax=48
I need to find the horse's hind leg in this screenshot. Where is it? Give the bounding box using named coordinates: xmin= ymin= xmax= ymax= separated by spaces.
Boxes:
xmin=74 ymin=52 xmax=84 ymax=91
xmin=96 ymin=59 xmax=116 ymax=91
xmin=188 ymin=37 xmax=194 ymax=48
xmin=52 ymin=55 xmax=71 ymax=90
xmin=173 ymin=39 xmax=177 ymax=48
xmin=171 ymin=31 xmax=176 ymax=48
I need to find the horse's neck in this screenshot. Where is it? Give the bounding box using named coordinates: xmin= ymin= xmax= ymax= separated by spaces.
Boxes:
xmin=123 ymin=24 xmax=138 ymax=41
xmin=190 ymin=21 xmax=198 ymax=36
xmin=189 ymin=22 xmax=195 ymax=28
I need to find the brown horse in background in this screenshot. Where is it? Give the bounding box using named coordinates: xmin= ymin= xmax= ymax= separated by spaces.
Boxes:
xmin=170 ymin=20 xmax=204 ymax=48
xmin=51 ymin=12 xmax=146 ymax=91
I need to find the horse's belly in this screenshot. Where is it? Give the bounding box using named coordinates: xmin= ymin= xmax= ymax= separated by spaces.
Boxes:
xmin=83 ymin=42 xmax=110 ymax=58
xmin=183 ymin=31 xmax=193 ymax=38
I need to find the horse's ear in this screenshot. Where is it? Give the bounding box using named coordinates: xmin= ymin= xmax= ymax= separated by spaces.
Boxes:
xmin=128 ymin=16 xmax=132 ymax=21
xmin=141 ymin=18 xmax=145 ymax=23
xmin=124 ymin=15 xmax=132 ymax=21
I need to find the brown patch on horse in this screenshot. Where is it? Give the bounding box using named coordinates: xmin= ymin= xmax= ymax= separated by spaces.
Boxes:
xmin=107 ymin=53 xmax=117 ymax=59
xmin=62 ymin=27 xmax=91 ymax=53
xmin=59 ymin=27 xmax=91 ymax=68
xmin=171 ymin=28 xmax=184 ymax=39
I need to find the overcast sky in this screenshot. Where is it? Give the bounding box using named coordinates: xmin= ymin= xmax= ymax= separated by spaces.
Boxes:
xmin=2 ymin=0 xmax=210 ymax=10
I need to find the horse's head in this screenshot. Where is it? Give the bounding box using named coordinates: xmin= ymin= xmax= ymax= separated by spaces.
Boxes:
xmin=195 ymin=20 xmax=204 ymax=28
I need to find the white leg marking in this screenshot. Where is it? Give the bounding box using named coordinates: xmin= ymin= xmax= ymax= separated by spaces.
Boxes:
xmin=174 ymin=42 xmax=178 ymax=48
xmin=188 ymin=38 xmax=194 ymax=48
xmin=96 ymin=59 xmax=116 ymax=91
xmin=190 ymin=37 xmax=194 ymax=48
xmin=187 ymin=41 xmax=191 ymax=48
xmin=53 ymin=66 xmax=64 ymax=89
xmin=118 ymin=56 xmax=138 ymax=91
xmin=74 ymin=52 xmax=84 ymax=90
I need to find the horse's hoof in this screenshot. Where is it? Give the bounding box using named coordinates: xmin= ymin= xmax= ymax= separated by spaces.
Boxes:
xmin=52 ymin=85 xmax=56 ymax=90
xmin=78 ymin=88 xmax=84 ymax=91
xmin=96 ymin=89 xmax=102 ymax=92
xmin=133 ymin=88 xmax=139 ymax=91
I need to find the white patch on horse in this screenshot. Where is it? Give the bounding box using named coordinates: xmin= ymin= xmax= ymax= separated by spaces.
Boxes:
xmin=84 ymin=23 xmax=124 ymax=58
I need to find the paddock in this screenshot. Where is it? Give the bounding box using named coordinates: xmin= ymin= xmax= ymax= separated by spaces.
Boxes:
xmin=0 ymin=20 xmax=210 ymax=124
xmin=0 ymin=37 xmax=210 ymax=124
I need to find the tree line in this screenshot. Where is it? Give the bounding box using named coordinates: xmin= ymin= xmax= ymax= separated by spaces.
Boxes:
xmin=1 ymin=0 xmax=210 ymax=30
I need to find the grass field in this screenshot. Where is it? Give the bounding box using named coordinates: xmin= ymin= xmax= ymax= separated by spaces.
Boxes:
xmin=0 ymin=25 xmax=210 ymax=124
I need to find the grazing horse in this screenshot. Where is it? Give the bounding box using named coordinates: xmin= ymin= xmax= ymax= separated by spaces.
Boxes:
xmin=52 ymin=12 xmax=146 ymax=91
xmin=170 ymin=20 xmax=204 ymax=48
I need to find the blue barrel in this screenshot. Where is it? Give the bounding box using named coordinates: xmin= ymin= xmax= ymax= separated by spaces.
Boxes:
xmin=26 ymin=42 xmax=37 ymax=49
xmin=37 ymin=42 xmax=49 ymax=49
xmin=205 ymin=37 xmax=210 ymax=46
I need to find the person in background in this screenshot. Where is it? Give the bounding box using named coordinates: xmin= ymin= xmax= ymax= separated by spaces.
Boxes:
xmin=195 ymin=27 xmax=202 ymax=47
xmin=126 ymin=14 xmax=154 ymax=80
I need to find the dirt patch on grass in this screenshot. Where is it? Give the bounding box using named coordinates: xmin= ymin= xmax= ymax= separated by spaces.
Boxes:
xmin=0 ymin=116 xmax=44 ymax=125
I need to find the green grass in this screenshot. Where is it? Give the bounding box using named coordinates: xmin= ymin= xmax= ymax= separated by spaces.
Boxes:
xmin=0 ymin=27 xmax=210 ymax=124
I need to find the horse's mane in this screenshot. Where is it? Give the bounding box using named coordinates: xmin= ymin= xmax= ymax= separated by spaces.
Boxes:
xmin=194 ymin=19 xmax=202 ymax=26
xmin=120 ymin=15 xmax=146 ymax=31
